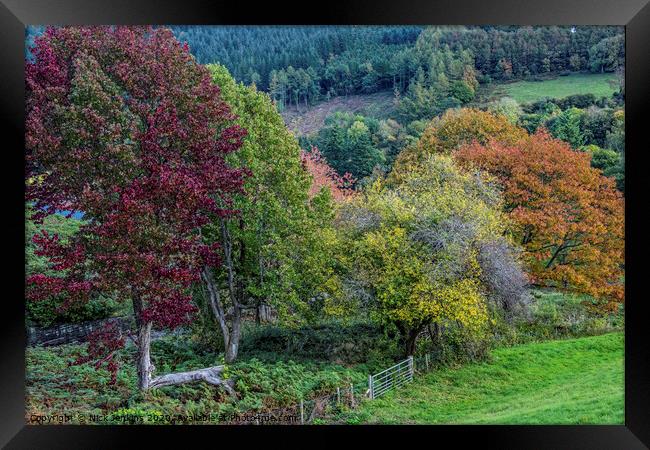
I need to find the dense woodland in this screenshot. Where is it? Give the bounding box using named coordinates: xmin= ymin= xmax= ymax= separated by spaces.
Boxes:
xmin=152 ymin=26 xmax=626 ymax=189
xmin=24 ymin=25 xmax=625 ymax=424
xmin=170 ymin=26 xmax=623 ymax=98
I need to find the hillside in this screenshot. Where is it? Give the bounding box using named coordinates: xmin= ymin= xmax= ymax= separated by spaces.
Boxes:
xmin=344 ymin=332 xmax=624 ymax=425
xmin=24 ymin=25 xmax=626 ymax=430
xmin=280 ymin=90 xmax=396 ymax=136
xmin=280 ymin=72 xmax=620 ymax=138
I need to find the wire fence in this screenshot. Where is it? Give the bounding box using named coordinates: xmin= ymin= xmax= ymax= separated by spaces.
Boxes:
xmin=224 ymin=381 xmax=369 ymax=425
xmin=232 ymin=332 xmax=443 ymax=424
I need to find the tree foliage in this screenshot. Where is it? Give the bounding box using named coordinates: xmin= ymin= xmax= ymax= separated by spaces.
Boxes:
xmin=390 ymin=108 xmax=527 ymax=183
xmin=301 ymin=147 xmax=356 ymax=202
xmin=28 ymin=25 xmax=623 ymax=106
xmin=199 ymin=65 xmax=345 ymax=360
xmin=487 ymin=97 xmax=523 ymax=124
xmin=308 ymin=112 xmax=386 ymax=180
xmin=455 ymin=130 xmax=624 ymax=309
xmin=589 ymin=34 xmax=625 ymax=73
xmin=547 ymin=107 xmax=586 ymax=148
xmin=339 ymin=156 xmax=529 ymax=355
xmin=517 ymin=103 xmax=625 ymax=191
xmin=25 ymin=208 xmax=118 ymax=326
xmin=581 ymin=144 xmax=624 ymax=192
xmin=25 ymin=26 xmax=247 ymax=389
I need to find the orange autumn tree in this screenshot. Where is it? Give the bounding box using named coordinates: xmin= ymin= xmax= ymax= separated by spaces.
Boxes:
xmin=455 ymin=130 xmax=624 ymax=310
xmin=301 ymin=146 xmax=355 ymax=202
xmin=390 ymin=108 xmax=527 ymax=184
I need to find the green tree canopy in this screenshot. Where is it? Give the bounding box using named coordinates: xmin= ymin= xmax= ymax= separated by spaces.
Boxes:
xmin=339 ymin=155 xmax=529 ymax=356
xmin=202 ymin=65 xmax=343 ymax=360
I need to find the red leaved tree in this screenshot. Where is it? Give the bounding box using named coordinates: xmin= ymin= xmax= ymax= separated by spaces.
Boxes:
xmin=26 ymin=26 xmax=247 ymax=391
xmin=301 ymin=146 xmax=355 ymax=202
xmin=455 ymin=130 xmax=624 ymax=310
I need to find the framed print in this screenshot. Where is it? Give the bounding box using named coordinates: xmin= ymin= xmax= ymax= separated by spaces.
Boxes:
xmin=1 ymin=0 xmax=649 ymax=448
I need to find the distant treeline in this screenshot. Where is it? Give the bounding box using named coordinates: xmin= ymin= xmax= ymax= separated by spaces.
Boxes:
xmin=171 ymin=26 xmax=422 ymax=91
xmin=169 ymin=25 xmax=624 ymax=106
xmin=25 ymin=25 xmax=624 ymax=109
xmin=434 ymin=26 xmax=623 ymax=78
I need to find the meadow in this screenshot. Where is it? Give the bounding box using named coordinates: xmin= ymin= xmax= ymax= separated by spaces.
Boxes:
xmin=343 ymin=332 xmax=624 ymax=425
xmin=491 ymin=73 xmax=618 ymax=104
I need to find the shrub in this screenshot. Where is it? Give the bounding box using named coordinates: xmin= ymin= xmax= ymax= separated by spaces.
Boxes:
xmin=237 ymin=321 xmax=400 ymax=366
xmin=518 ymin=113 xmax=546 ymax=133
xmin=489 ymin=289 xmax=623 ymax=347
xmin=476 ymin=72 xmax=492 ymax=84
xmin=487 ymin=97 xmax=523 ymax=124
xmin=555 ymin=93 xmax=597 ymax=109
xmin=26 ymin=335 xmax=371 ymax=423
xmin=414 ymin=322 xmax=492 ymax=368
xmin=27 ymin=295 xmax=120 ymax=327
xmin=450 ymin=80 xmax=475 ymax=104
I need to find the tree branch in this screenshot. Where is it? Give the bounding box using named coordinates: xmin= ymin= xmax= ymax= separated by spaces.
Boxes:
xmin=201 ymin=266 xmax=230 ymax=341
xmin=148 ymin=365 xmax=235 ymax=395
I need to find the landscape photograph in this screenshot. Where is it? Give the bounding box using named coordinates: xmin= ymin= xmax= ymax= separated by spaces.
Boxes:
xmin=24 ymin=24 xmax=625 ymax=425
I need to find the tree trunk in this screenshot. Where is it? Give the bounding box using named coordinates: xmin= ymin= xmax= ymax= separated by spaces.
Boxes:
xmin=225 ymin=311 xmax=241 ymax=363
xmin=201 ymin=266 xmax=231 ymax=352
xmin=132 ymin=287 xmax=234 ymax=394
xmin=432 ymin=322 xmax=441 ymax=343
xmin=219 ymin=218 xmax=242 ymax=363
xmin=136 ymin=321 xmax=153 ymax=390
xmin=201 ymin=264 xmax=240 ymax=362
xmin=226 ymin=308 xmax=241 ymax=362
xmin=148 ymin=366 xmax=235 ymax=394
xmin=404 ymin=328 xmax=420 ymax=357
xmin=132 ymin=292 xmax=153 ymax=390
xmin=397 ymin=323 xmax=422 ymax=357
xmin=254 ymin=301 xmax=260 ymax=326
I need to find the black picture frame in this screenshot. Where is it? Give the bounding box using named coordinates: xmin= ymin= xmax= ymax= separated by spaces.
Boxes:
xmin=1 ymin=1 xmax=648 ymax=448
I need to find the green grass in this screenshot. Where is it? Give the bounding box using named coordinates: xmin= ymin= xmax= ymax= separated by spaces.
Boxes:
xmin=345 ymin=332 xmax=623 ymax=424
xmin=492 ymin=73 xmax=618 ymax=104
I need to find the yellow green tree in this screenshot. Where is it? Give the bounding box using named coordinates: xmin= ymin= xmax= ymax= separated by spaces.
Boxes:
xmin=389 ymin=108 xmax=527 ymax=184
xmin=340 ymin=155 xmax=529 ymax=356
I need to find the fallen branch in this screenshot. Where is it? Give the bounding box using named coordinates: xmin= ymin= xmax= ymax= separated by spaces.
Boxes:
xmin=148 ymin=365 xmax=236 ymax=396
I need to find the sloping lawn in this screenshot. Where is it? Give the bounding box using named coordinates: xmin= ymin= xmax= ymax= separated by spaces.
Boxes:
xmin=346 ymin=332 xmax=623 ymax=424
xmin=496 ymin=73 xmax=618 ymax=103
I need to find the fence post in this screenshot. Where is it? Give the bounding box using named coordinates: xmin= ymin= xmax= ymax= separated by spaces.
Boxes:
xmin=425 ymin=353 xmax=429 ymax=371
xmin=368 ymin=374 xmax=373 ymax=399
xmin=300 ymin=399 xmax=304 ymax=424
xmin=350 ymin=383 xmax=355 ymax=408
xmin=336 ymin=387 xmax=341 ymax=406
xmin=408 ymin=356 xmax=414 ymax=381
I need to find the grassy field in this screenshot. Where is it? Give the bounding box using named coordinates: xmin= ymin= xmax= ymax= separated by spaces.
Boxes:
xmin=488 ymin=73 xmax=618 ymax=104
xmin=344 ymin=332 xmax=624 ymax=425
